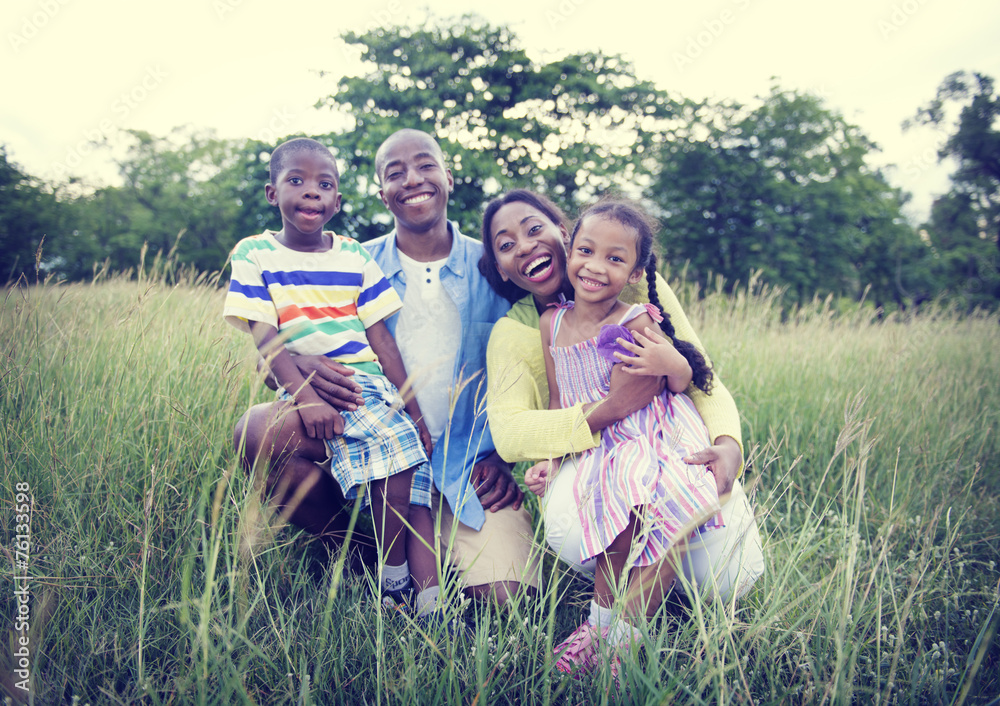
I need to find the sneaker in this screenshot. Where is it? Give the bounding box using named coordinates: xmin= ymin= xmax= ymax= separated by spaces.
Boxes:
xmin=380 ymin=587 xmax=412 ymax=616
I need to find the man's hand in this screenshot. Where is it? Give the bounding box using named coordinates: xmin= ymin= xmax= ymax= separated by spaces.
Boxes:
xmin=684 ymin=435 xmax=742 ymax=498
xmin=415 ymin=418 xmax=434 ymax=457
xmin=288 ymin=355 xmax=364 ymax=410
xmin=470 ymin=452 xmax=523 ymax=512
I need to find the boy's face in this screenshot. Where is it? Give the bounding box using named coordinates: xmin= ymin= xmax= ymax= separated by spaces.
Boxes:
xmin=265 ymin=150 xmax=341 ymax=240
xmin=377 ymin=132 xmax=454 ymax=235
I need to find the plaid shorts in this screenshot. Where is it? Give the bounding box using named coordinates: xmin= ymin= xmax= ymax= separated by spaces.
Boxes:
xmin=284 ymin=372 xmax=432 ymax=509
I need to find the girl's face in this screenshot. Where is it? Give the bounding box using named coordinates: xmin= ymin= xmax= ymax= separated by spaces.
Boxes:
xmin=567 ymin=215 xmax=644 ymax=305
xmin=488 ymin=200 xmax=569 ymax=305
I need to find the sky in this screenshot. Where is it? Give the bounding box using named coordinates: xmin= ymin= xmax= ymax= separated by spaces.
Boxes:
xmin=2 ymin=0 xmax=998 ymax=225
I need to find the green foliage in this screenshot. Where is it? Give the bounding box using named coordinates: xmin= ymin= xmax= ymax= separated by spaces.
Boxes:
xmin=0 ymin=147 xmax=65 ymax=284
xmin=39 ymin=128 xmax=280 ymax=281
xmin=2 ymin=17 xmax=996 ymax=313
xmin=651 ymin=88 xmax=926 ymax=308
xmin=909 ymin=71 xmax=1000 ymax=308
xmin=319 ymin=14 xmax=675 ymax=241
xmin=2 ymin=271 xmax=999 ymax=703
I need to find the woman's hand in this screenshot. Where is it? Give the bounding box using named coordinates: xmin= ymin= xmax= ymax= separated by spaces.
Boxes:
xmin=684 ymin=435 xmax=742 ymax=497
xmin=285 ymin=355 xmax=364 ymax=410
xmin=524 ymin=460 xmax=556 ymax=497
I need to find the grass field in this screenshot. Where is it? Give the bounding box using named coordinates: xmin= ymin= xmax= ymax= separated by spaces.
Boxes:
xmin=2 ymin=266 xmax=998 ymax=705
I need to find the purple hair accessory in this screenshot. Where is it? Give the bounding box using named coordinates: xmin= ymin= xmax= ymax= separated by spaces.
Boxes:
xmin=596 ymin=324 xmax=634 ymax=364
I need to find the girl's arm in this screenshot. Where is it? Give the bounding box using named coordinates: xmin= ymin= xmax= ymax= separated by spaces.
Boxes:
xmin=366 ymin=319 xmax=433 ymax=455
xmin=618 ymin=313 xmax=693 ymax=394
xmin=485 ymin=317 xmax=660 ymax=463
xmin=249 ymin=321 xmax=343 ymax=440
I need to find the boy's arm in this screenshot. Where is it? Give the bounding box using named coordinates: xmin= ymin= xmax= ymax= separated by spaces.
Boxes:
xmin=366 ymin=320 xmax=433 ymax=454
xmin=256 ymin=354 xmax=364 ymax=411
xmin=249 ymin=321 xmax=343 ymax=439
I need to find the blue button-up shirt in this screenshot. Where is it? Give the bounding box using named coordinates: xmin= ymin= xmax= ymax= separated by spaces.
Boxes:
xmin=364 ymin=222 xmax=511 ymax=530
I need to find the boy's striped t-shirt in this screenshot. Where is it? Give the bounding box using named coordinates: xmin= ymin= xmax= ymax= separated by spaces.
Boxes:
xmin=223 ymin=231 xmax=401 ymax=375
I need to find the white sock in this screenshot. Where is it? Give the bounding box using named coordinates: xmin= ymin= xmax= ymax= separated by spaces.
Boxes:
xmin=606 ymin=618 xmax=642 ymax=647
xmin=381 ymin=562 xmax=410 ymax=593
xmin=588 ymin=601 xmax=614 ymax=628
xmin=415 ymin=585 xmax=441 ymax=617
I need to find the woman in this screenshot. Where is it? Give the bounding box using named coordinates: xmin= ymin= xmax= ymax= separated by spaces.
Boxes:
xmin=479 ymin=189 xmax=764 ymax=609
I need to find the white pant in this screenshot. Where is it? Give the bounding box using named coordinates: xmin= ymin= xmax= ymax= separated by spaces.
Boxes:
xmin=542 ymin=456 xmax=765 ymax=603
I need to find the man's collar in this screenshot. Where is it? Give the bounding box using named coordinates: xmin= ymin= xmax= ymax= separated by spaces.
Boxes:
xmin=386 ymin=221 xmax=465 ymax=278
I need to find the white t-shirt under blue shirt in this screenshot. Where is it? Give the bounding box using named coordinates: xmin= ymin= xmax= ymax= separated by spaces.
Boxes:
xmin=393 ymin=250 xmax=461 ymax=441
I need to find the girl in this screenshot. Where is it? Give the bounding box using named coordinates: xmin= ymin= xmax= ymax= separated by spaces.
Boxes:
xmin=530 ymin=198 xmax=724 ymax=674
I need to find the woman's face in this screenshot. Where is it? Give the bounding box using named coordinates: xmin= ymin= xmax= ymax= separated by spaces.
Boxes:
xmin=488 ymin=201 xmax=569 ymax=305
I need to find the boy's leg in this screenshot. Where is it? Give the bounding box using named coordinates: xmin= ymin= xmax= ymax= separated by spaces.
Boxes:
xmin=408 ymin=505 xmax=437 ymax=592
xmin=369 ymin=469 xmax=413 ymax=566
xmin=234 ymin=400 xmax=353 ymax=548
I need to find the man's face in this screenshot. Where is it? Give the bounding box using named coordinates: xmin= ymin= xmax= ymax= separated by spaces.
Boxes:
xmin=377 ymin=132 xmax=454 ymax=235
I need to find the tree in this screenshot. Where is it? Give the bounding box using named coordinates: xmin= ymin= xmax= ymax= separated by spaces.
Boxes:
xmin=650 ymin=87 xmax=926 ymax=307
xmin=319 ymin=14 xmax=676 ymax=241
xmin=54 ymin=129 xmax=278 ymax=279
xmin=908 ymin=71 xmax=1000 ymax=304
xmin=0 ymin=147 xmax=64 ymax=284
xmin=918 ymin=191 xmax=999 ymax=309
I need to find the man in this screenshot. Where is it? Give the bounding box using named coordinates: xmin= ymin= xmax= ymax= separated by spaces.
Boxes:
xmin=234 ymin=129 xmax=538 ymax=604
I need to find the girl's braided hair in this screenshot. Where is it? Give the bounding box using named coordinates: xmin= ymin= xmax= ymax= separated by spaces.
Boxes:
xmin=571 ymin=199 xmax=714 ymax=393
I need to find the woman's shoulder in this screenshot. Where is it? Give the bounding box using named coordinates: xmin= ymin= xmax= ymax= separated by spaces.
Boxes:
xmin=488 ymin=315 xmax=542 ymax=360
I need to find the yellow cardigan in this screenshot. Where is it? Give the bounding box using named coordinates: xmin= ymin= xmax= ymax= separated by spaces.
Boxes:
xmin=486 ymin=274 xmax=744 ymax=466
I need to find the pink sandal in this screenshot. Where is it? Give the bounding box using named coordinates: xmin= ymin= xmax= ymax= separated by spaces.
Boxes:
xmin=553 ymin=622 xmax=602 ymax=676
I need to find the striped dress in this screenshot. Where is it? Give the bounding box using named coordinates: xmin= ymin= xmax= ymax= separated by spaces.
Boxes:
xmin=549 ymin=302 xmax=723 ymax=567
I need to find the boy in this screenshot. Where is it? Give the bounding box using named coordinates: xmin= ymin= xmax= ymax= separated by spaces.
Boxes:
xmin=237 ymin=130 xmax=539 ymax=610
xmin=224 ymin=137 xmax=439 ymax=615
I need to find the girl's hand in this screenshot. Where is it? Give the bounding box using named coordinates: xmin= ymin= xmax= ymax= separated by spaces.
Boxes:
xmin=614 ymin=326 xmax=689 ymax=378
xmin=524 ymin=460 xmax=556 ymax=497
